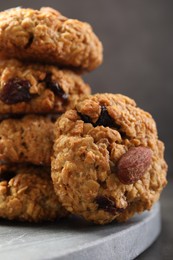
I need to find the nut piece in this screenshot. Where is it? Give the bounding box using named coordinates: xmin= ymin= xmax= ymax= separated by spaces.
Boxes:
xmin=117 ymin=146 xmax=152 ymax=184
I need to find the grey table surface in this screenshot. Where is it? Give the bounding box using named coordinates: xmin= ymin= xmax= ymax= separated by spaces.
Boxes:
xmin=0 ymin=203 xmax=161 ymax=260
xmin=0 ymin=180 xmax=171 ymax=260
xmin=137 ymin=179 xmax=173 ymax=260
xmin=0 ymin=185 xmax=172 ymax=260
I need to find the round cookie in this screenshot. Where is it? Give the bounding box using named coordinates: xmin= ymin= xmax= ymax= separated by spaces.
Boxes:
xmin=0 ymin=59 xmax=91 ymax=114
xmin=0 ymin=115 xmax=58 ymax=165
xmin=51 ymin=93 xmax=167 ymax=224
xmin=0 ymin=7 xmax=103 ymax=71
xmin=0 ymin=164 xmax=67 ymax=222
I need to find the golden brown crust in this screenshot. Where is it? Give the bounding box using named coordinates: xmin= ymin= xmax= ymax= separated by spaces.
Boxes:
xmin=0 ymin=7 xmax=103 ymax=71
xmin=0 ymin=164 xmax=67 ymax=222
xmin=0 ymin=115 xmax=56 ymax=165
xmin=51 ymin=94 xmax=167 ymax=224
xmin=0 ymin=59 xmax=91 ymax=114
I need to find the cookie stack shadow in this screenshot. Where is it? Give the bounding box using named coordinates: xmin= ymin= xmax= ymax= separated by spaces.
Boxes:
xmin=0 ymin=7 xmax=102 ymax=222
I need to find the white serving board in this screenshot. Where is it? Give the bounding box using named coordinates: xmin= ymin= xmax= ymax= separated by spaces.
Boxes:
xmin=0 ymin=203 xmax=161 ymax=260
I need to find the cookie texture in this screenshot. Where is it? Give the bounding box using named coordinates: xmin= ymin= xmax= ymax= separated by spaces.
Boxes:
xmin=51 ymin=94 xmax=167 ymax=224
xmin=0 ymin=7 xmax=103 ymax=71
xmin=0 ymin=115 xmax=55 ymax=165
xmin=0 ymin=164 xmax=67 ymax=222
xmin=0 ymin=59 xmax=91 ymax=114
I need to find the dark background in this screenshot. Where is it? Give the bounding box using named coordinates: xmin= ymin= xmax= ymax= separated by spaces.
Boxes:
xmin=0 ymin=1 xmax=172 ymax=259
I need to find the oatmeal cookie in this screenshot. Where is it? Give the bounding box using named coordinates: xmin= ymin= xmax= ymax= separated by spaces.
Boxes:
xmin=0 ymin=7 xmax=103 ymax=71
xmin=0 ymin=59 xmax=91 ymax=114
xmin=0 ymin=115 xmax=56 ymax=165
xmin=0 ymin=164 xmax=67 ymax=222
xmin=51 ymin=93 xmax=167 ymax=224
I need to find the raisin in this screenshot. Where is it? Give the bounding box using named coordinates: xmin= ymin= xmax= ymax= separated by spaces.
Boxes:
xmin=79 ymin=106 xmax=120 ymax=128
xmin=44 ymin=72 xmax=68 ymax=100
xmin=0 ymin=171 xmax=16 ymax=182
xmin=25 ymin=33 xmax=34 ymax=49
xmin=95 ymin=106 xmax=117 ymax=127
xmin=0 ymin=78 xmax=31 ymax=104
xmin=78 ymin=113 xmax=92 ymax=124
xmin=95 ymin=196 xmax=123 ymax=215
xmin=78 ymin=106 xmax=129 ymax=139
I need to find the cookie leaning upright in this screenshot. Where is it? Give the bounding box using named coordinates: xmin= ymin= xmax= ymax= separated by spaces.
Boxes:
xmin=51 ymin=93 xmax=167 ymax=224
xmin=0 ymin=7 xmax=103 ymax=71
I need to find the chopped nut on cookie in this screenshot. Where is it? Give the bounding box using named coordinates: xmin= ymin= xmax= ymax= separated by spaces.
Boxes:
xmin=116 ymin=146 xmax=152 ymax=184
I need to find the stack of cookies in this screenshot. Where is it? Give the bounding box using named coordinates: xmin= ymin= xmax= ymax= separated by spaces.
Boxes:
xmin=0 ymin=7 xmax=102 ymax=222
xmin=0 ymin=7 xmax=167 ymax=225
